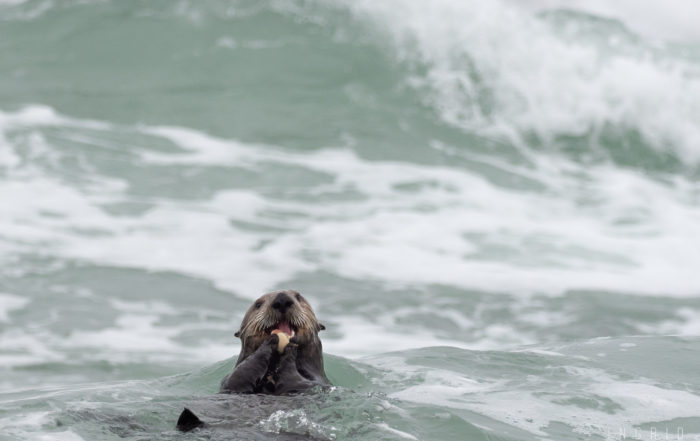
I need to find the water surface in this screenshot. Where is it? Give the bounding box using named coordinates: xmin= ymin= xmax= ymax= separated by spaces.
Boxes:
xmin=1 ymin=1 xmax=700 ymax=440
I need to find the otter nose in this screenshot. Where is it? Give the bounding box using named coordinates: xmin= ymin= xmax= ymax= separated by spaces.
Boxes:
xmin=271 ymin=292 xmax=294 ymax=314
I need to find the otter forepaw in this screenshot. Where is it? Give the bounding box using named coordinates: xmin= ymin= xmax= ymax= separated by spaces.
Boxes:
xmin=279 ymin=342 xmax=299 ymax=362
xmin=265 ymin=333 xmax=280 ymax=347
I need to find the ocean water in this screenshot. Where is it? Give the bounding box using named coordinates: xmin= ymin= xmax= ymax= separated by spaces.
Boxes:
xmin=1 ymin=0 xmax=700 ymax=439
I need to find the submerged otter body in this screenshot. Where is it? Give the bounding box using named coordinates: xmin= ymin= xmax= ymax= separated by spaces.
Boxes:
xmin=177 ymin=290 xmax=330 ymax=432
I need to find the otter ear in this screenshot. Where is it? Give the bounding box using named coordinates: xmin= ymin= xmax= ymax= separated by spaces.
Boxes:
xmin=234 ymin=330 xmax=241 ymax=338
xmin=319 ymin=323 xmax=326 ymax=331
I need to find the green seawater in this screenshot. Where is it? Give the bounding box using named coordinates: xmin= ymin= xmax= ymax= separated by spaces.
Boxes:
xmin=1 ymin=1 xmax=700 ymax=440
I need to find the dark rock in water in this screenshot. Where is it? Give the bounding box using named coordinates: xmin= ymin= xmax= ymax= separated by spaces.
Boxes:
xmin=176 ymin=407 xmax=204 ymax=432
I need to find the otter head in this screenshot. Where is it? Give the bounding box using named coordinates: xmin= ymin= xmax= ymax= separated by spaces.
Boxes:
xmin=234 ymin=290 xmax=325 ymax=366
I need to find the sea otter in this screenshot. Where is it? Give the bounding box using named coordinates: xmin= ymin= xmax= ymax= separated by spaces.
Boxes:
xmin=177 ymin=290 xmax=330 ymax=432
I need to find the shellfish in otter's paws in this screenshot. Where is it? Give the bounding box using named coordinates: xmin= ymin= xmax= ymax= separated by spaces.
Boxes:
xmin=271 ymin=330 xmax=290 ymax=353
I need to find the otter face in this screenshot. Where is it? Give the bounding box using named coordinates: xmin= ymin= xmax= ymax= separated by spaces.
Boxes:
xmin=235 ymin=290 xmax=324 ymax=364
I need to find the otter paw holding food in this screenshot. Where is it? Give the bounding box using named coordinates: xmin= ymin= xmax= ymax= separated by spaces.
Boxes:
xmin=271 ymin=330 xmax=290 ymax=353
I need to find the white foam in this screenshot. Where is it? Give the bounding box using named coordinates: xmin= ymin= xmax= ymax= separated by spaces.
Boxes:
xmin=0 ymin=0 xmax=28 ymax=6
xmin=0 ymin=294 xmax=236 ymax=369
xmin=375 ymin=423 xmax=418 ymax=440
xmin=2 ymin=106 xmax=700 ymax=305
xmin=637 ymin=308 xmax=700 ymax=336
xmin=142 ymin=126 xmax=700 ymax=296
xmin=63 ymin=300 xmax=235 ymax=364
xmin=140 ymin=125 xmax=254 ymax=165
xmin=512 ymin=0 xmax=700 ymax=42
xmin=35 ymin=431 xmax=86 ymax=441
xmin=68 ymin=314 xmax=181 ymax=354
xmin=326 ymin=316 xmax=471 ymax=358
xmin=0 ymin=331 xmax=65 ymax=368
xmin=388 ymin=358 xmax=700 ymax=437
xmin=0 ymin=293 xmax=28 ymax=322
xmin=0 ymin=104 xmax=108 ymax=129
xmin=258 ymin=409 xmax=333 ymax=439
xmin=331 ymin=0 xmax=700 ymax=164
xmin=2 ymin=104 xmax=700 ymax=365
xmin=0 ymin=411 xmax=84 ymax=441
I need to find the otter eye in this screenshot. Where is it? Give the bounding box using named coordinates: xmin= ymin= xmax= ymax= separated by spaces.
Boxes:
xmin=254 ymin=301 xmax=263 ymax=309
